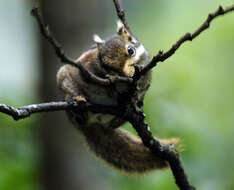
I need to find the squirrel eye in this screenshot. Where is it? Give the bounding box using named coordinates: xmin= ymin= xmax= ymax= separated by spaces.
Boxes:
xmin=127 ymin=46 xmax=136 ymax=56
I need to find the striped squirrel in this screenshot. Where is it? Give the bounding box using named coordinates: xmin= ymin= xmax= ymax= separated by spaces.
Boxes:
xmin=57 ymin=20 xmax=180 ymax=173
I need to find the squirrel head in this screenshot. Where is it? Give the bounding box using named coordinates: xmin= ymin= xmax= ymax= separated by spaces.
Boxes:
xmin=93 ymin=20 xmax=150 ymax=77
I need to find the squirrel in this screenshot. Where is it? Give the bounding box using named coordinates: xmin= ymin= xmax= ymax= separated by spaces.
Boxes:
xmin=57 ymin=20 xmax=180 ymax=174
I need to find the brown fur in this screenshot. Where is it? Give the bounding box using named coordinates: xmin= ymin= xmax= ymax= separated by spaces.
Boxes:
xmin=57 ymin=21 xmax=181 ymax=174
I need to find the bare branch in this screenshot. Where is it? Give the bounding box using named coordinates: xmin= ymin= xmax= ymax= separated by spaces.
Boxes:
xmin=113 ymin=0 xmax=131 ymax=33
xmin=0 ymin=102 xmax=119 ymax=121
xmin=0 ymin=102 xmax=75 ymax=120
xmin=125 ymin=109 xmax=195 ymax=190
xmin=9 ymin=3 xmax=233 ymax=190
xmin=31 ymin=8 xmax=76 ymax=66
xmin=31 ymin=7 xmax=132 ymax=86
xmin=134 ymin=4 xmax=234 ymax=80
xmin=0 ymin=100 xmax=194 ymax=190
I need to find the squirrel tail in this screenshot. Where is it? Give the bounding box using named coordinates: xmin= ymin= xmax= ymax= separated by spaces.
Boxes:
xmin=81 ymin=125 xmax=181 ymax=174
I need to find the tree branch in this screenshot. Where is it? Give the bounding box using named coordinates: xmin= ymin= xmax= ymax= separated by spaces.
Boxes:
xmin=0 ymin=102 xmax=119 ymax=121
xmin=2 ymin=2 xmax=233 ymax=190
xmin=125 ymin=108 xmax=195 ymax=190
xmin=134 ymin=4 xmax=234 ymax=80
xmin=31 ymin=8 xmax=76 ymax=67
xmin=113 ymin=0 xmax=131 ymax=33
xmin=31 ymin=7 xmax=132 ymax=86
xmin=0 ymin=100 xmax=195 ymax=190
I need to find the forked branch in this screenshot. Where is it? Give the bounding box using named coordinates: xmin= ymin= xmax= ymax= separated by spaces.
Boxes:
xmin=135 ymin=5 xmax=234 ymax=79
xmin=31 ymin=8 xmax=132 ymax=86
xmin=1 ymin=2 xmax=234 ymax=190
xmin=0 ymin=100 xmax=194 ymax=190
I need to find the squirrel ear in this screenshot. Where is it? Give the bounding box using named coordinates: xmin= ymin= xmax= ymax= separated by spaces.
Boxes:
xmin=117 ymin=20 xmax=128 ymax=35
xmin=93 ymin=34 xmax=105 ymax=45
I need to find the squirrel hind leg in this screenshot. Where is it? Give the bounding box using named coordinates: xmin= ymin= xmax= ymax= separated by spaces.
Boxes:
xmin=57 ymin=65 xmax=80 ymax=98
xmin=57 ymin=65 xmax=89 ymax=125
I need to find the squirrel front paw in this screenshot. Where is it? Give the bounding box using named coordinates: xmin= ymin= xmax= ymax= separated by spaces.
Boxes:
xmin=71 ymin=96 xmax=88 ymax=125
xmin=73 ymin=95 xmax=87 ymax=104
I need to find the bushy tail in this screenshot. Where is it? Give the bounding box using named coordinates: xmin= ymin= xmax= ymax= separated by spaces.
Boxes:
xmin=81 ymin=125 xmax=181 ymax=174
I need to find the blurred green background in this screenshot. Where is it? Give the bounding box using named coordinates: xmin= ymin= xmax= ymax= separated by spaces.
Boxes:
xmin=0 ymin=0 xmax=234 ymax=190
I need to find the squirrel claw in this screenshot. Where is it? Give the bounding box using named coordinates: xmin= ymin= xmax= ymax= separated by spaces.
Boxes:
xmin=72 ymin=96 xmax=87 ymax=108
xmin=73 ymin=96 xmax=87 ymax=103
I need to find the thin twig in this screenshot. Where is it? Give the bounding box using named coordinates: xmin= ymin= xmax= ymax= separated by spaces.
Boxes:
xmin=31 ymin=8 xmax=76 ymax=66
xmin=134 ymin=4 xmax=234 ymax=80
xmin=113 ymin=0 xmax=131 ymax=33
xmin=31 ymin=7 xmax=132 ymax=86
